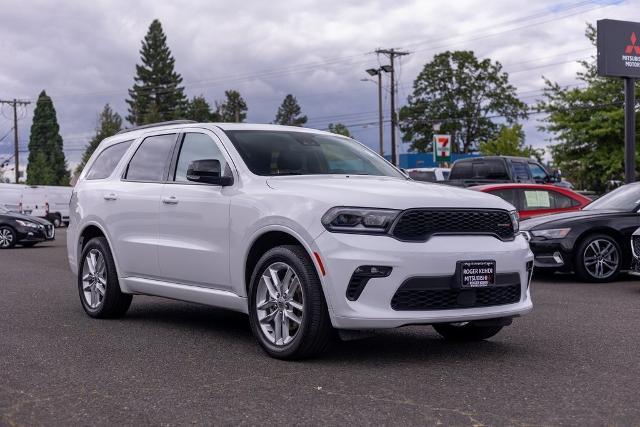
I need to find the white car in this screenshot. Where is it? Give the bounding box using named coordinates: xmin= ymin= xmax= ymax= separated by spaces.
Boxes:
xmin=67 ymin=121 xmax=533 ymax=359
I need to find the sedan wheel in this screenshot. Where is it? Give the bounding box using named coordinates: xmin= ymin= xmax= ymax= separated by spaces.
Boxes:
xmin=255 ymin=262 xmax=304 ymax=346
xmin=0 ymin=227 xmax=16 ymax=249
xmin=575 ymin=234 xmax=621 ymax=282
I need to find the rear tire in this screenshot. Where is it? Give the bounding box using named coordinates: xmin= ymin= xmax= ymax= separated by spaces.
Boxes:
xmin=574 ymin=234 xmax=621 ymax=283
xmin=248 ymin=245 xmax=332 ymax=359
xmin=0 ymin=226 xmax=16 ymax=249
xmin=433 ymin=322 xmax=503 ymax=341
xmin=78 ymin=237 xmax=132 ymax=318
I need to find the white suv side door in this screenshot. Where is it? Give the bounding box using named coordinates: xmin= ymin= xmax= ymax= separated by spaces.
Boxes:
xmin=156 ymin=131 xmax=232 ymax=290
xmin=107 ymin=132 xmax=178 ymax=279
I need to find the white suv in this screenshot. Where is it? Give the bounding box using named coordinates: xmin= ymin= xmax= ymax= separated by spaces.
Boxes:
xmin=67 ymin=121 xmax=533 ymax=359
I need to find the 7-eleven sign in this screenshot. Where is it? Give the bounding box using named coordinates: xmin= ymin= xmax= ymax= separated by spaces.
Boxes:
xmin=433 ymin=134 xmax=451 ymax=162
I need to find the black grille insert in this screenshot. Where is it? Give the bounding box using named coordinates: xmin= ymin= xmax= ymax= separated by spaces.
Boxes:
xmin=633 ymin=236 xmax=640 ymax=257
xmin=390 ymin=209 xmax=514 ymax=242
xmin=391 ymin=274 xmax=521 ymax=311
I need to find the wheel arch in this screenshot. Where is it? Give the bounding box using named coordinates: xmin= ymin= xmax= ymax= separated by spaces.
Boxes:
xmin=76 ymin=222 xmax=124 ymax=282
xmin=243 ymin=227 xmax=323 ymax=298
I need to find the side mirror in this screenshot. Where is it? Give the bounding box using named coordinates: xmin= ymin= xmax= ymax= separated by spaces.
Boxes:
xmin=186 ymin=159 xmax=233 ymax=186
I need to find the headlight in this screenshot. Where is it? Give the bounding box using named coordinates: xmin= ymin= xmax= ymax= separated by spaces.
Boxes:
xmin=509 ymin=210 xmax=519 ymax=233
xmin=321 ymin=207 xmax=400 ymax=234
xmin=531 ymin=228 xmax=571 ymax=239
xmin=16 ymin=219 xmax=39 ymax=228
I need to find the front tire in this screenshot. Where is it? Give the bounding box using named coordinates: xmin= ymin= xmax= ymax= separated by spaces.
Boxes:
xmin=574 ymin=234 xmax=621 ymax=283
xmin=248 ymin=245 xmax=332 ymax=359
xmin=0 ymin=226 xmax=16 ymax=249
xmin=78 ymin=237 xmax=132 ymax=318
xmin=433 ymin=322 xmax=503 ymax=341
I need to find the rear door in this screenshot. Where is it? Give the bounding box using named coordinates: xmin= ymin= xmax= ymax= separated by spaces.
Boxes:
xmin=157 ymin=130 xmax=233 ymax=290
xmin=101 ymin=132 xmax=178 ymax=279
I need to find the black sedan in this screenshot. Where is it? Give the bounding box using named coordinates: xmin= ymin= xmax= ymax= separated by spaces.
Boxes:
xmin=520 ymin=182 xmax=640 ymax=282
xmin=0 ymin=205 xmax=55 ymax=249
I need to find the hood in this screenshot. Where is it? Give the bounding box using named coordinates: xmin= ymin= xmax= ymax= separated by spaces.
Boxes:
xmin=1 ymin=212 xmax=52 ymax=226
xmin=265 ymin=175 xmax=515 ymax=210
xmin=520 ymin=209 xmax=625 ymax=230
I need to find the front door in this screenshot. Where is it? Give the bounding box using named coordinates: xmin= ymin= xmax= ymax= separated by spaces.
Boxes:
xmin=157 ymin=131 xmax=232 ymax=290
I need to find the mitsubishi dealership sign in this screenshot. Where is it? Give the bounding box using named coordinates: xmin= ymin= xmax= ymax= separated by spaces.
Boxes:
xmin=597 ymin=19 xmax=640 ymax=78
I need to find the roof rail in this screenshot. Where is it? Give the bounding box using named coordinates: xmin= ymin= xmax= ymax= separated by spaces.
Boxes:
xmin=117 ymin=120 xmax=197 ymax=134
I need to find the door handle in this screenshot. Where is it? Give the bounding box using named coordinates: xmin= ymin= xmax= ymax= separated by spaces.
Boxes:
xmin=162 ymin=196 xmax=179 ymax=205
xmin=103 ymin=193 xmax=118 ymax=201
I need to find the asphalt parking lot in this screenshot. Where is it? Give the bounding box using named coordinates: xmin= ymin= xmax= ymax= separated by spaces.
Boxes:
xmin=1 ymin=230 xmax=640 ymax=426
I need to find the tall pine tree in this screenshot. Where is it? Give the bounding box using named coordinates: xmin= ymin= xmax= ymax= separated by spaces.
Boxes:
xmin=274 ymin=94 xmax=307 ymax=126
xmin=27 ymin=90 xmax=69 ymax=185
xmin=76 ymin=104 xmax=123 ymax=176
xmin=126 ymin=19 xmax=187 ymax=125
xmin=215 ymin=90 xmax=247 ymax=122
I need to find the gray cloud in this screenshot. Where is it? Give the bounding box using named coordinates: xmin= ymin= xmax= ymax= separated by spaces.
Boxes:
xmin=0 ymin=0 xmax=633 ymax=171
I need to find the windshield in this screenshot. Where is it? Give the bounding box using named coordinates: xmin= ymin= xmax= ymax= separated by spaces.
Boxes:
xmin=225 ymin=130 xmax=404 ymax=178
xmin=584 ymin=183 xmax=640 ymax=211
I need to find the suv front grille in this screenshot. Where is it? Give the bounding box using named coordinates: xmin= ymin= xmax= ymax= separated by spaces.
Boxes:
xmin=390 ymin=209 xmax=515 ymax=242
xmin=633 ymin=236 xmax=640 ymax=258
xmin=391 ymin=284 xmax=521 ymax=311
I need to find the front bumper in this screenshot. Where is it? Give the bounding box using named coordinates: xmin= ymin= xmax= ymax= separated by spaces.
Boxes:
xmin=314 ymin=232 xmax=534 ymax=329
xmin=527 ymin=238 xmax=573 ymax=271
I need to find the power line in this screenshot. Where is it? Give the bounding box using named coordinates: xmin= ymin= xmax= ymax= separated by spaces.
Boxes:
xmin=0 ymin=99 xmax=31 ymax=183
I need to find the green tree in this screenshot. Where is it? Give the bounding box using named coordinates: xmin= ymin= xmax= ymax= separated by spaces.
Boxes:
xmin=538 ymin=24 xmax=639 ymax=192
xmin=327 ymin=123 xmax=352 ymax=137
xmin=274 ymin=94 xmax=307 ymax=126
xmin=126 ymin=19 xmax=187 ymax=125
xmin=27 ymin=90 xmax=69 ymax=185
xmin=478 ymin=124 xmax=543 ymax=160
xmin=215 ymin=90 xmax=247 ymax=122
xmin=400 ymin=50 xmax=528 ymax=153
xmin=76 ymin=104 xmax=122 ymax=176
xmin=184 ymin=95 xmax=214 ymax=122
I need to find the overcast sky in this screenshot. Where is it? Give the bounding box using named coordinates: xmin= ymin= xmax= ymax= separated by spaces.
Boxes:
xmin=0 ymin=0 xmax=635 ymax=173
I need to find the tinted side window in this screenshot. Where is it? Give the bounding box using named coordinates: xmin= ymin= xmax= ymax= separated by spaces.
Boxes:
xmin=85 ymin=140 xmax=133 ymax=180
xmin=488 ymin=189 xmax=518 ymax=208
xmin=174 ymin=133 xmax=227 ymax=182
xmin=473 ymin=160 xmax=509 ymax=180
xmin=529 ymin=163 xmax=548 ymax=181
xmin=549 ymin=191 xmax=575 ymax=209
xmin=512 ymin=162 xmax=530 ymax=182
xmin=449 ymin=162 xmax=473 ymax=179
xmin=125 ymin=134 xmax=177 ymax=182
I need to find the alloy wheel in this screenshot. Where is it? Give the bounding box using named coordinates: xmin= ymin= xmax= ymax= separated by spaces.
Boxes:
xmin=583 ymin=238 xmax=619 ymax=279
xmin=82 ymin=249 xmax=107 ymax=309
xmin=255 ymin=262 xmax=304 ymax=346
xmin=0 ymin=228 xmax=13 ymax=248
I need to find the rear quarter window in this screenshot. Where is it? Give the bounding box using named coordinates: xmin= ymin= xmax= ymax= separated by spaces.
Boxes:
xmin=85 ymin=140 xmax=133 ymax=180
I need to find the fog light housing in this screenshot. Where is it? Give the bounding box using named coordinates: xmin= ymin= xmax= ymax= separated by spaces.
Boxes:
xmin=526 ymin=261 xmax=534 ymax=289
xmin=346 ymin=266 xmax=393 ymax=301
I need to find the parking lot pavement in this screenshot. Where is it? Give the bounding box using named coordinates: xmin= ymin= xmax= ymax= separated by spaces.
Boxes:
xmin=1 ymin=230 xmax=640 ymax=426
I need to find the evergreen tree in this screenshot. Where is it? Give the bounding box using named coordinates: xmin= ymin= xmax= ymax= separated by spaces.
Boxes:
xmin=126 ymin=19 xmax=187 ymax=125
xmin=76 ymin=104 xmax=123 ymax=176
xmin=185 ymin=95 xmax=214 ymax=122
xmin=215 ymin=90 xmax=247 ymax=122
xmin=27 ymin=90 xmax=69 ymax=185
xmin=327 ymin=123 xmax=352 ymax=137
xmin=274 ymin=94 xmax=307 ymax=126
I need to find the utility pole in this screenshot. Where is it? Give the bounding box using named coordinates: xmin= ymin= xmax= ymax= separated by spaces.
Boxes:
xmin=375 ymin=48 xmax=409 ymax=166
xmin=0 ymin=99 xmax=31 ymax=183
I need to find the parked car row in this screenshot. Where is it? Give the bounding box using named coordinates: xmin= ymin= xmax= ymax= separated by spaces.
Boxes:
xmin=0 ymin=183 xmax=72 ymax=227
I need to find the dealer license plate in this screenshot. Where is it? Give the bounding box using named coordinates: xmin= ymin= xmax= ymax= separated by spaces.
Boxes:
xmin=459 ymin=260 xmax=496 ymax=288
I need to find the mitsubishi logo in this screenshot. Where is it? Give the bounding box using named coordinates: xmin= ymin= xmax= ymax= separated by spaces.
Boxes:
xmin=625 ymin=32 xmax=640 ymax=55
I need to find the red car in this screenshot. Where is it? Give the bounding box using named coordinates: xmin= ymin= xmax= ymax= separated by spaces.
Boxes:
xmin=470 ymin=183 xmax=591 ymax=220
